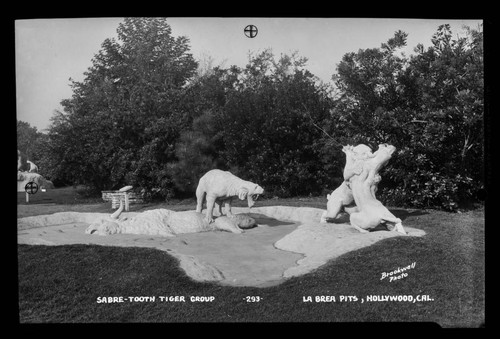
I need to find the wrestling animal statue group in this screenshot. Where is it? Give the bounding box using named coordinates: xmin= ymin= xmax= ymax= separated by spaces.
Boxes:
xmin=320 ymin=144 xmax=407 ymax=234
xmin=196 ymin=143 xmax=406 ymax=235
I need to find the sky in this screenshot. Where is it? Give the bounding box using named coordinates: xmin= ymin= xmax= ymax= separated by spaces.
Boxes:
xmin=15 ymin=17 xmax=483 ymax=132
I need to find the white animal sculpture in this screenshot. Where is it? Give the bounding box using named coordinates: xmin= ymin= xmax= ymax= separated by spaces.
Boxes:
xmin=87 ymin=209 xmax=256 ymax=236
xmin=196 ymin=169 xmax=264 ymax=223
xmin=320 ymin=144 xmax=378 ymax=223
xmin=320 ymin=181 xmax=354 ymax=223
xmin=322 ymin=144 xmax=406 ymax=235
xmin=347 ymin=144 xmax=406 ymax=234
xmin=27 ymin=160 xmax=38 ymax=173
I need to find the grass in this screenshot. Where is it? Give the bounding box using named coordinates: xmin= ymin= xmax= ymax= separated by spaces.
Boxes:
xmin=16 ymin=187 xmax=485 ymax=326
xmin=17 ymin=186 xmax=103 ymax=205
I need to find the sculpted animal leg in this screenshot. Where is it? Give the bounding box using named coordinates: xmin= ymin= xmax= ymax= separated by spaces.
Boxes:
xmin=381 ymin=217 xmax=407 ymax=235
xmin=349 ymin=212 xmax=370 ymax=233
xmin=381 ymin=216 xmax=402 ymax=224
xmin=225 ymin=198 xmax=233 ymax=217
xmin=320 ymin=211 xmax=328 ymax=223
xmin=215 ymin=201 xmax=223 ymax=216
xmin=205 ymin=196 xmax=216 ymax=223
xmin=195 ymin=186 xmax=205 ymax=213
xmin=321 ymin=201 xmax=343 ymax=223
xmin=343 ymin=205 xmax=359 ymax=215
xmin=393 ymin=222 xmax=407 ymax=235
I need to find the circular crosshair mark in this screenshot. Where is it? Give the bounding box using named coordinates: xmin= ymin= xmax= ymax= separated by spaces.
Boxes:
xmin=25 ymin=181 xmax=39 ymax=195
xmin=244 ymin=25 xmax=258 ymax=38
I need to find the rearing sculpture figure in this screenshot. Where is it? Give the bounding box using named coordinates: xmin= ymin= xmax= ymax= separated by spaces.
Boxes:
xmin=321 ymin=144 xmax=407 ymax=235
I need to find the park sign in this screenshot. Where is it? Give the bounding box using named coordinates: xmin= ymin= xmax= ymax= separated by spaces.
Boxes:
xmin=24 ymin=181 xmax=38 ymax=203
xmin=25 ymin=181 xmax=39 ymax=195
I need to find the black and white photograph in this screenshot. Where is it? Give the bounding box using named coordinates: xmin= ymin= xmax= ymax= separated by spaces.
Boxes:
xmin=15 ymin=17 xmax=485 ymax=326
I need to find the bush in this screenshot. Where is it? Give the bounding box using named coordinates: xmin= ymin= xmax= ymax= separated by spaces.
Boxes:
xmin=380 ymin=168 xmax=476 ymax=211
xmin=322 ymin=25 xmax=484 ymax=211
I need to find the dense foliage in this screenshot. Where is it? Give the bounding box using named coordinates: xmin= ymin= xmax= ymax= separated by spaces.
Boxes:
xmin=35 ymin=18 xmax=198 ymax=198
xmin=171 ymin=50 xmax=334 ymax=197
xmin=18 ymin=19 xmax=484 ymax=210
xmin=324 ymin=25 xmax=484 ymax=210
xmin=16 ymin=121 xmax=50 ymax=175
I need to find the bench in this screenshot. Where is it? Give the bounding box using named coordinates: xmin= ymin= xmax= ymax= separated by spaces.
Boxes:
xmin=102 ymin=187 xmax=144 ymax=211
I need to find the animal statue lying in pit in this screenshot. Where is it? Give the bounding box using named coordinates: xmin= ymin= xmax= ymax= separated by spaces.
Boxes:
xmin=320 ymin=144 xmax=407 ymax=235
xmin=196 ymin=169 xmax=264 ymax=224
xmin=86 ymin=197 xmax=258 ymax=236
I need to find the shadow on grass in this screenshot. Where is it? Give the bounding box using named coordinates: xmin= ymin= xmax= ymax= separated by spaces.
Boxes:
xmin=327 ymin=213 xmax=351 ymax=224
xmin=17 ymin=186 xmax=104 ymax=206
xmin=389 ymin=209 xmax=429 ymax=221
xmin=246 ymin=213 xmax=296 ymax=227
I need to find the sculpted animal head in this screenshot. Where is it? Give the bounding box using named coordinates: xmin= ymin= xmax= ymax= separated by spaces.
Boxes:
xmin=377 ymin=143 xmax=396 ymax=156
xmin=252 ymin=184 xmax=264 ymax=195
xmin=352 ymin=144 xmax=373 ymax=157
xmin=373 ymin=144 xmax=396 ymax=167
xmin=238 ymin=184 xmax=264 ymax=208
xmin=343 ymin=144 xmax=374 ymax=180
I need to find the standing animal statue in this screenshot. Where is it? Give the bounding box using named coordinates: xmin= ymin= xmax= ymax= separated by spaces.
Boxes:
xmin=27 ymin=160 xmax=38 ymax=173
xmin=196 ymin=169 xmax=264 ymax=223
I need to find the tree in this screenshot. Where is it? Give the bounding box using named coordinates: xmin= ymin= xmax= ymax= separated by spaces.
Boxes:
xmin=43 ymin=18 xmax=198 ymax=198
xmin=17 ymin=120 xmax=45 ymax=172
xmin=391 ymin=24 xmax=484 ymax=210
xmin=168 ymin=65 xmax=239 ymax=194
xmin=328 ymin=25 xmax=484 ymax=210
xmin=168 ymin=49 xmax=335 ymax=197
xmin=215 ymin=50 xmax=334 ymax=197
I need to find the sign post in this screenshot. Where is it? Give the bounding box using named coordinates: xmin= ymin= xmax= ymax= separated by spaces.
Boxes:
xmin=24 ymin=181 xmax=39 ymax=203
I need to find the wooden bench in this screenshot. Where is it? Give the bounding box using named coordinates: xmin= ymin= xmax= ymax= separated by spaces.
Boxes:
xmin=102 ymin=187 xmax=144 ymax=211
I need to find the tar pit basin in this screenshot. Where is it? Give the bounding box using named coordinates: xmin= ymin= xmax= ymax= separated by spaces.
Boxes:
xmin=17 ymin=206 xmax=425 ymax=287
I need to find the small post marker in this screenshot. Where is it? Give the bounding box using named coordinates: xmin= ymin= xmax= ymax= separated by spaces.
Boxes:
xmin=24 ymin=181 xmax=39 ymax=204
xmin=124 ymin=193 xmax=130 ymax=212
xmin=118 ymin=185 xmax=133 ymax=212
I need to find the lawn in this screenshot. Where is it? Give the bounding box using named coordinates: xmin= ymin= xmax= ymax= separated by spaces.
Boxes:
xmin=16 ymin=187 xmax=485 ymax=326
